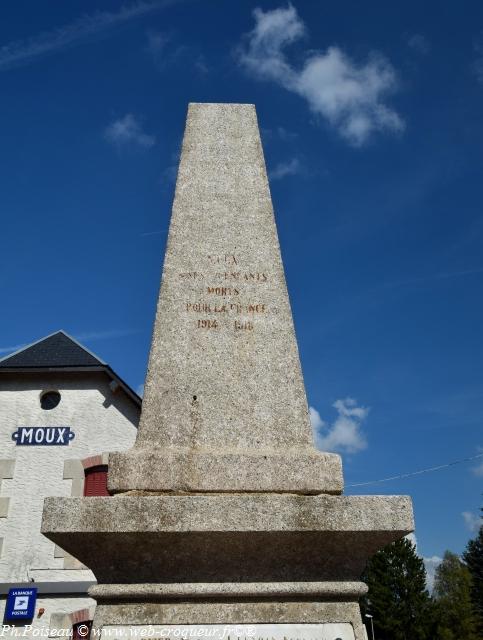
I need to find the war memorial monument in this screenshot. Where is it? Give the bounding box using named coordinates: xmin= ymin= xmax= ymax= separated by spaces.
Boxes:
xmin=42 ymin=104 xmax=414 ymax=640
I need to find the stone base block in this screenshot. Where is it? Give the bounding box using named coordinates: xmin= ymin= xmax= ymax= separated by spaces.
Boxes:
xmin=42 ymin=494 xmax=413 ymax=584
xmin=90 ymin=600 xmax=368 ymax=640
xmin=107 ymin=448 xmax=344 ymax=494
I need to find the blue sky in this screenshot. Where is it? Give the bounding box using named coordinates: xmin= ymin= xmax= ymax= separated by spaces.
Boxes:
xmin=1 ymin=0 xmax=482 ymax=582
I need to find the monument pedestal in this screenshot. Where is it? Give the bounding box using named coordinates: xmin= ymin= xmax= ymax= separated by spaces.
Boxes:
xmin=42 ymin=104 xmax=413 ymax=640
xmin=43 ymin=494 xmax=412 ymax=639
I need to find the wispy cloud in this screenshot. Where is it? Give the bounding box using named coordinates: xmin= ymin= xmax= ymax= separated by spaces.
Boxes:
xmin=472 ymin=460 xmax=483 ymax=476
xmin=238 ymin=4 xmax=404 ymax=146
xmin=262 ymin=126 xmax=298 ymax=143
xmin=145 ymin=29 xmax=170 ymax=59
xmin=74 ymin=329 xmax=140 ymax=341
xmin=0 ymin=343 xmax=26 ymax=355
xmin=276 ymin=126 xmax=298 ymax=141
xmin=104 ymin=114 xmax=155 ymax=149
xmin=378 ymin=266 xmax=483 ymax=291
xmin=0 ymin=329 xmax=138 ymax=356
xmin=0 ymin=1 xmax=171 ymax=72
xmin=145 ymin=29 xmax=209 ymax=75
xmin=407 ymin=34 xmax=430 ymax=55
xmin=311 ymin=397 xmax=369 ymax=453
xmin=471 ymin=446 xmax=483 ymax=476
xmin=269 ymin=157 xmax=302 ymax=180
xmin=462 ymin=511 xmax=483 ymax=532
xmin=140 ymin=229 xmax=168 ymax=237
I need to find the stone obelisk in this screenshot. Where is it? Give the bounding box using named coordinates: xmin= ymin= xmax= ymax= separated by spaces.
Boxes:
xmin=42 ymin=104 xmax=413 ymax=640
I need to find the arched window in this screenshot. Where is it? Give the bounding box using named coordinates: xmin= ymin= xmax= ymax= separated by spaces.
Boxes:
xmin=83 ymin=465 xmax=109 ymax=496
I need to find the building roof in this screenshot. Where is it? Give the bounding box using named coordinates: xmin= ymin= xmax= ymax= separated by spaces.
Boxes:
xmin=0 ymin=331 xmax=141 ymax=407
xmin=0 ymin=331 xmax=105 ymax=369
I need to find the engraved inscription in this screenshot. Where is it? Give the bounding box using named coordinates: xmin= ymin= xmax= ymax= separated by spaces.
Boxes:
xmin=216 ymin=272 xmax=268 ymax=282
xmin=197 ymin=319 xmax=218 ymax=329
xmin=207 ymin=287 xmax=240 ymax=296
xmin=208 ymin=254 xmax=238 ymax=265
xmin=247 ymin=304 xmax=265 ymax=314
xmin=235 ymin=320 xmax=253 ymax=331
xmin=181 ymin=254 xmax=269 ymax=331
xmin=186 ymin=303 xmax=212 ymax=313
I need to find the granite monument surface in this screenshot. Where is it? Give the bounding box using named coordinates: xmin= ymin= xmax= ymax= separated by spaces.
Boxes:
xmin=42 ymin=104 xmax=413 ymax=640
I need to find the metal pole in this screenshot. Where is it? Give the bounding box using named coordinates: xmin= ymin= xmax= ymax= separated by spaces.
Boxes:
xmin=364 ymin=614 xmax=375 ymax=640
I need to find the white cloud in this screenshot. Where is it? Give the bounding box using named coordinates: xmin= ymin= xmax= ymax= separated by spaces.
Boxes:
xmin=74 ymin=329 xmax=139 ymax=341
xmin=311 ymin=397 xmax=368 ymax=453
xmin=462 ymin=511 xmax=483 ymax=533
xmin=472 ymin=449 xmax=483 ymax=476
xmin=269 ymin=157 xmax=302 ymax=180
xmin=0 ymin=1 xmax=170 ymax=72
xmin=423 ymin=555 xmax=443 ymax=593
xmin=239 ymin=4 xmax=404 ymax=146
xmin=309 ymin=406 xmax=325 ymax=431
xmin=407 ymin=34 xmax=430 ymax=54
xmin=137 ymin=384 xmax=144 ymax=397
xmin=405 ymin=533 xmax=441 ymax=593
xmin=0 ymin=342 xmax=26 ymax=355
xmin=104 ymin=114 xmax=155 ymax=149
xmin=405 ymin=533 xmax=417 ymax=548
xmin=473 ymin=460 xmax=483 ymax=476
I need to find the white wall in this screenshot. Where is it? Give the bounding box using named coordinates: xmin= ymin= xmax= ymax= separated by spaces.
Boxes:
xmin=0 ymin=371 xmax=139 ymax=627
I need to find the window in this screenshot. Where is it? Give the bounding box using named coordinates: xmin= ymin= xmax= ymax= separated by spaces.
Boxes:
xmin=40 ymin=390 xmax=61 ymax=410
xmin=83 ymin=465 xmax=109 ymax=496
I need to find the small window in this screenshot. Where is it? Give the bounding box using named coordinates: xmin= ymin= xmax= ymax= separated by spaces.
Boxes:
xmin=40 ymin=390 xmax=61 ymax=410
xmin=84 ymin=465 xmax=109 ymax=496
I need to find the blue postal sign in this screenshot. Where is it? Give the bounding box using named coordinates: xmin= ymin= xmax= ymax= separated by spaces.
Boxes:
xmin=5 ymin=588 xmax=37 ymax=620
xmin=12 ymin=427 xmax=75 ymax=446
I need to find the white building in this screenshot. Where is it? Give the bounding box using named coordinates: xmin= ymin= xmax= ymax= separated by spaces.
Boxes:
xmin=0 ymin=331 xmax=141 ymax=635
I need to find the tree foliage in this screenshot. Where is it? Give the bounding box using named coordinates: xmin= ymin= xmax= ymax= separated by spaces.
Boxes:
xmin=432 ymin=550 xmax=479 ymax=640
xmin=361 ymin=538 xmax=433 ymax=640
xmin=463 ymin=510 xmax=483 ymax=635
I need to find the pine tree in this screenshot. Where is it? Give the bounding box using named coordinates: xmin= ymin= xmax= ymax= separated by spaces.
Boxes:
xmin=432 ymin=550 xmax=479 ymax=639
xmin=361 ymin=537 xmax=433 ymax=640
xmin=463 ymin=510 xmax=483 ymax=635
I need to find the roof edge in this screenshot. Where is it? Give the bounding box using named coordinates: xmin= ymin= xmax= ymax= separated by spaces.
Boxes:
xmin=0 ymin=330 xmax=107 ymax=366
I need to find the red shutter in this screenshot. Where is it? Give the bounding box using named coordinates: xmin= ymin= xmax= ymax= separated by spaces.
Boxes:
xmin=83 ymin=465 xmax=109 ymax=496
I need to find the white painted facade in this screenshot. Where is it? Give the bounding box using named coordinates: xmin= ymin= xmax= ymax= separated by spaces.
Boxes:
xmin=0 ymin=370 xmax=139 ymax=634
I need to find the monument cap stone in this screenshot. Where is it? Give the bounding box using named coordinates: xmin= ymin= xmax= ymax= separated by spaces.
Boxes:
xmin=108 ymin=103 xmax=342 ymax=495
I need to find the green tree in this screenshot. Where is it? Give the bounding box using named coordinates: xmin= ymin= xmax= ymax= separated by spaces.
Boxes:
xmin=432 ymin=550 xmax=479 ymax=639
xmin=361 ymin=537 xmax=433 ymax=640
xmin=463 ymin=510 xmax=483 ymax=635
